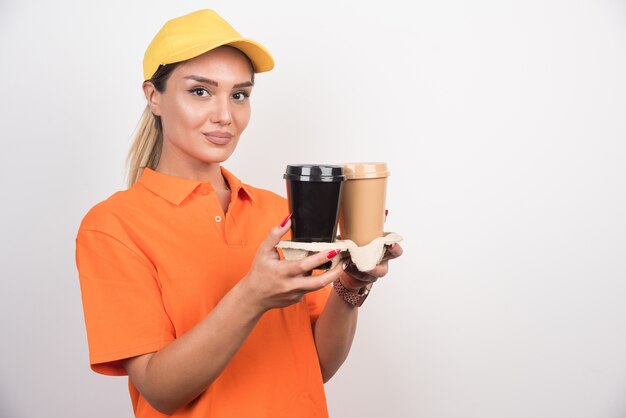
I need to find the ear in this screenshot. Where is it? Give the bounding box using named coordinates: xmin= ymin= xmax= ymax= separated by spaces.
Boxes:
xmin=143 ymin=81 xmax=162 ymax=116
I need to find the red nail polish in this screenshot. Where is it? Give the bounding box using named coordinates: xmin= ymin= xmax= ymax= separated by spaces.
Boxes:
xmin=385 ymin=209 xmax=389 ymax=217
xmin=326 ymin=249 xmax=341 ymax=259
xmin=280 ymin=213 xmax=292 ymax=227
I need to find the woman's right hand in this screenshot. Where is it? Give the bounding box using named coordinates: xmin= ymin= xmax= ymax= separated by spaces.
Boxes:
xmin=240 ymin=214 xmax=345 ymax=312
xmin=122 ymin=214 xmax=343 ymax=414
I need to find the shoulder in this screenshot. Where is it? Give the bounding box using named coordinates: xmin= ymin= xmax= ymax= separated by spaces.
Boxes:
xmin=79 ymin=191 xmax=126 ymax=231
xmin=76 ymin=185 xmax=157 ymax=261
xmin=78 ymin=185 xmax=145 ymax=235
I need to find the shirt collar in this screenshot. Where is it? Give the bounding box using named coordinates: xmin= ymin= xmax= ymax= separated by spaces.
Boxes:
xmin=138 ymin=167 xmax=256 ymax=206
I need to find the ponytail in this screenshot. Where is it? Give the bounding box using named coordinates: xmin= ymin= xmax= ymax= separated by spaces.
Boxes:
xmin=125 ymin=62 xmax=180 ymax=188
xmin=126 ymin=106 xmax=162 ymax=187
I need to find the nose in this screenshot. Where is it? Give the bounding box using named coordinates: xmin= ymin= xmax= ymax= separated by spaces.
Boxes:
xmin=209 ymin=95 xmax=232 ymax=126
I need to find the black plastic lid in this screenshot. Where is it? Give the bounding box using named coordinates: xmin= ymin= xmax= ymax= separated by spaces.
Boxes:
xmin=283 ymin=164 xmax=346 ymax=182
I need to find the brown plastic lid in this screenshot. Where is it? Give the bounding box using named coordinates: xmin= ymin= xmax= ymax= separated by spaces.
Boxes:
xmin=342 ymin=162 xmax=390 ymax=179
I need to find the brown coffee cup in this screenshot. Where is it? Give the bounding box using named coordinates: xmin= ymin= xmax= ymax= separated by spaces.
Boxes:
xmin=338 ymin=162 xmax=390 ymax=247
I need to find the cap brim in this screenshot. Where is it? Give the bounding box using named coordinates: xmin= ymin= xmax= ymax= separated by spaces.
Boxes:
xmin=160 ymin=37 xmax=274 ymax=74
xmin=227 ymin=39 xmax=274 ymax=73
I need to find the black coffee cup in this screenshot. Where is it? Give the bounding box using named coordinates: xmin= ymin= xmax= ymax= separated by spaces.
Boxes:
xmin=284 ymin=164 xmax=346 ymax=244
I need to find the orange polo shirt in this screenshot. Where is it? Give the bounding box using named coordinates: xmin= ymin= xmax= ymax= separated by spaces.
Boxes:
xmin=75 ymin=167 xmax=331 ymax=418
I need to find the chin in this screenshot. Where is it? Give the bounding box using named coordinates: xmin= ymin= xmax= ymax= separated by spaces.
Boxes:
xmin=197 ymin=149 xmax=236 ymax=164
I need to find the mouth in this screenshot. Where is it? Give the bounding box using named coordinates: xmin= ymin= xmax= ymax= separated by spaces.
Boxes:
xmin=202 ymin=131 xmax=234 ymax=146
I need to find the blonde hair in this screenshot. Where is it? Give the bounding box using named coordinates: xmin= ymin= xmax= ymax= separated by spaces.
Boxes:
xmin=125 ymin=62 xmax=179 ymax=187
xmin=126 ymin=105 xmax=163 ymax=187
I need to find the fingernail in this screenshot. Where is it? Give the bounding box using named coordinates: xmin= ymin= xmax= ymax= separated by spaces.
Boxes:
xmin=385 ymin=209 xmax=389 ymax=217
xmin=389 ymin=243 xmax=396 ymax=250
xmin=326 ymin=249 xmax=341 ymax=259
xmin=280 ymin=213 xmax=292 ymax=227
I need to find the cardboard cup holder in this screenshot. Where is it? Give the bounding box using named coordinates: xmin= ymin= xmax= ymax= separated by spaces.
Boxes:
xmin=277 ymin=232 xmax=403 ymax=272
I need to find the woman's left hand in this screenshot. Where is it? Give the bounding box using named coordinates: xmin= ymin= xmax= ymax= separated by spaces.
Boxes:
xmin=340 ymin=243 xmax=404 ymax=291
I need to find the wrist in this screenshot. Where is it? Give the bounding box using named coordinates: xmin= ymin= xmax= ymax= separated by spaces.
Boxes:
xmin=232 ymin=276 xmax=267 ymax=319
xmin=339 ymin=272 xmax=367 ymax=293
xmin=333 ymin=275 xmax=373 ymax=307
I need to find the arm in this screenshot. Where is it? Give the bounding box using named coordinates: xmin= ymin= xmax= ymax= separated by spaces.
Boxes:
xmin=311 ymin=283 xmax=358 ymax=382
xmin=122 ymin=283 xmax=262 ymax=415
xmin=123 ymin=219 xmax=346 ymax=415
xmin=313 ymin=243 xmax=404 ymax=382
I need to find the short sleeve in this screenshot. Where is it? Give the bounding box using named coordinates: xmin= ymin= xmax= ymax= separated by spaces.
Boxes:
xmin=304 ymin=284 xmax=332 ymax=325
xmin=75 ymin=230 xmax=175 ymax=376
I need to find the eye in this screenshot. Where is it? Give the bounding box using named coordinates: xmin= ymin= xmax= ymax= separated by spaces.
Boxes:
xmin=189 ymin=88 xmax=209 ymax=97
xmin=232 ymin=91 xmax=250 ymax=102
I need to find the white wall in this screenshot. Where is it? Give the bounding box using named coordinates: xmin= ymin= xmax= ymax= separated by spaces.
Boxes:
xmin=1 ymin=1 xmax=625 ymax=417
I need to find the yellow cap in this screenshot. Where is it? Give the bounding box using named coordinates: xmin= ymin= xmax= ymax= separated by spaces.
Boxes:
xmin=143 ymin=9 xmax=274 ymax=80
xmin=342 ymin=162 xmax=390 ymax=179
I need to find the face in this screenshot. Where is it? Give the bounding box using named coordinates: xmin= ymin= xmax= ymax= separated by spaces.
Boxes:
xmin=144 ymin=46 xmax=254 ymax=177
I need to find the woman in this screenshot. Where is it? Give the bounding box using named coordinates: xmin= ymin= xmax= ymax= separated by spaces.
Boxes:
xmin=76 ymin=9 xmax=402 ymax=418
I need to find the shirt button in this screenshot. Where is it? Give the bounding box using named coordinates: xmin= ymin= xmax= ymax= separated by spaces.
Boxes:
xmin=214 ymin=215 xmax=222 ymax=223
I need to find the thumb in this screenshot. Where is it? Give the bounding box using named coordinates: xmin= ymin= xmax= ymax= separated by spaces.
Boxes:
xmin=259 ymin=213 xmax=292 ymax=254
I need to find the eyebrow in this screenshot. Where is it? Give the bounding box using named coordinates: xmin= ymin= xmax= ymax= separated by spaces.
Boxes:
xmin=183 ymin=75 xmax=254 ymax=88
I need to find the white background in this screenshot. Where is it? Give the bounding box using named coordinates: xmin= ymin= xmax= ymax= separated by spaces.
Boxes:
xmin=1 ymin=1 xmax=626 ymax=417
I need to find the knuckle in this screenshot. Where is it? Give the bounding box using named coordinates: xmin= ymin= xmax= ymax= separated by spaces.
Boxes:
xmin=279 ymin=281 xmax=293 ymax=294
xmin=376 ymin=265 xmax=388 ymax=277
xmin=296 ymin=259 xmax=310 ymax=273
